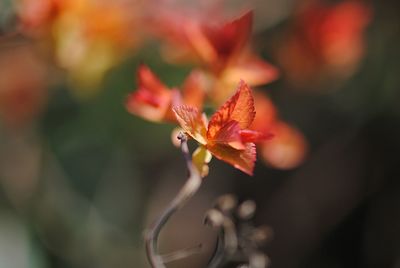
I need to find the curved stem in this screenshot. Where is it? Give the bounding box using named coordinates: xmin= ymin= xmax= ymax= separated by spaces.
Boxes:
xmin=144 ymin=133 xmax=202 ymax=268
xmin=207 ymin=216 xmax=238 ymax=268
xmin=161 ymin=244 xmax=202 ymax=263
xmin=207 ymin=231 xmax=225 ymax=268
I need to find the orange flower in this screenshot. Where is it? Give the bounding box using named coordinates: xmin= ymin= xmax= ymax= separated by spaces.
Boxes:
xmin=126 ymin=64 xmax=206 ymax=123
xmin=154 ymin=10 xmax=278 ymax=104
xmin=173 ymin=81 xmax=268 ymax=175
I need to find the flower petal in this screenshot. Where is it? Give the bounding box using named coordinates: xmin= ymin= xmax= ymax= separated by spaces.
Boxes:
xmin=173 ymin=105 xmax=207 ymax=144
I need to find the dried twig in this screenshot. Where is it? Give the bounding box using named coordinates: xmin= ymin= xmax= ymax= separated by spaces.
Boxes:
xmin=206 ymin=195 xmax=273 ymax=268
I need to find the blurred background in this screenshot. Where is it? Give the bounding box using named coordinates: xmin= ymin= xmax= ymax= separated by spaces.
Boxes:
xmin=0 ymin=0 xmax=399 ymax=267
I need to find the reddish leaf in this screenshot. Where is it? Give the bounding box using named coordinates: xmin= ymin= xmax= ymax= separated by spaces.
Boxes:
xmin=137 ymin=64 xmax=169 ymax=95
xmin=203 ymin=10 xmax=253 ymax=64
xmin=172 ymin=105 xmax=207 ymax=144
xmin=207 ymin=80 xmax=255 ymax=141
xmin=240 ymin=129 xmax=272 ymax=143
xmin=173 ymin=80 xmax=259 ymax=175
xmin=207 ymin=142 xmax=256 ymax=176
xmin=211 ymin=120 xmax=245 ymax=150
xmin=126 ymin=65 xmax=172 ymax=122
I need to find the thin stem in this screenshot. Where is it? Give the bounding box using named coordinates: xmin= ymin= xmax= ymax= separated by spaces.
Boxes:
xmin=144 ymin=133 xmax=202 ymax=268
xmin=161 ymin=244 xmax=202 ymax=263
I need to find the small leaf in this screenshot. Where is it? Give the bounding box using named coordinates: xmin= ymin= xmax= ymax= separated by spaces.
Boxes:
xmin=126 ymin=65 xmax=172 ymax=122
xmin=207 ymin=142 xmax=256 ymax=176
xmin=172 ymin=105 xmax=207 ymax=145
xmin=208 ymin=80 xmax=255 ymax=141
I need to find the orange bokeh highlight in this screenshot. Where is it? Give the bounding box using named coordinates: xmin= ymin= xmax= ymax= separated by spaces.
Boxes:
xmin=16 ymin=0 xmax=143 ymax=93
xmin=276 ymin=1 xmax=372 ymax=88
xmin=251 ymin=92 xmax=308 ymax=169
xmin=0 ymin=45 xmax=48 ymax=128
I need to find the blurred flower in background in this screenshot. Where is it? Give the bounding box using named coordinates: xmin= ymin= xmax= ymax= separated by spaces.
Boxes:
xmin=275 ymin=0 xmax=372 ymax=89
xmin=151 ymin=8 xmax=279 ymax=104
xmin=0 ymin=42 xmax=48 ymax=128
xmin=16 ymin=0 xmax=145 ymax=97
xmin=126 ymin=64 xmax=206 ymax=123
xmin=251 ymin=91 xmax=307 ymax=169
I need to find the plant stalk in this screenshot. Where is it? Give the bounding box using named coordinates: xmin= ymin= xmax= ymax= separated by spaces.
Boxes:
xmin=144 ymin=133 xmax=202 ymax=268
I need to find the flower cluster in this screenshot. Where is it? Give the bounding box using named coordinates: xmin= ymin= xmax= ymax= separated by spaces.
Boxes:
xmin=126 ymin=10 xmax=307 ymax=176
